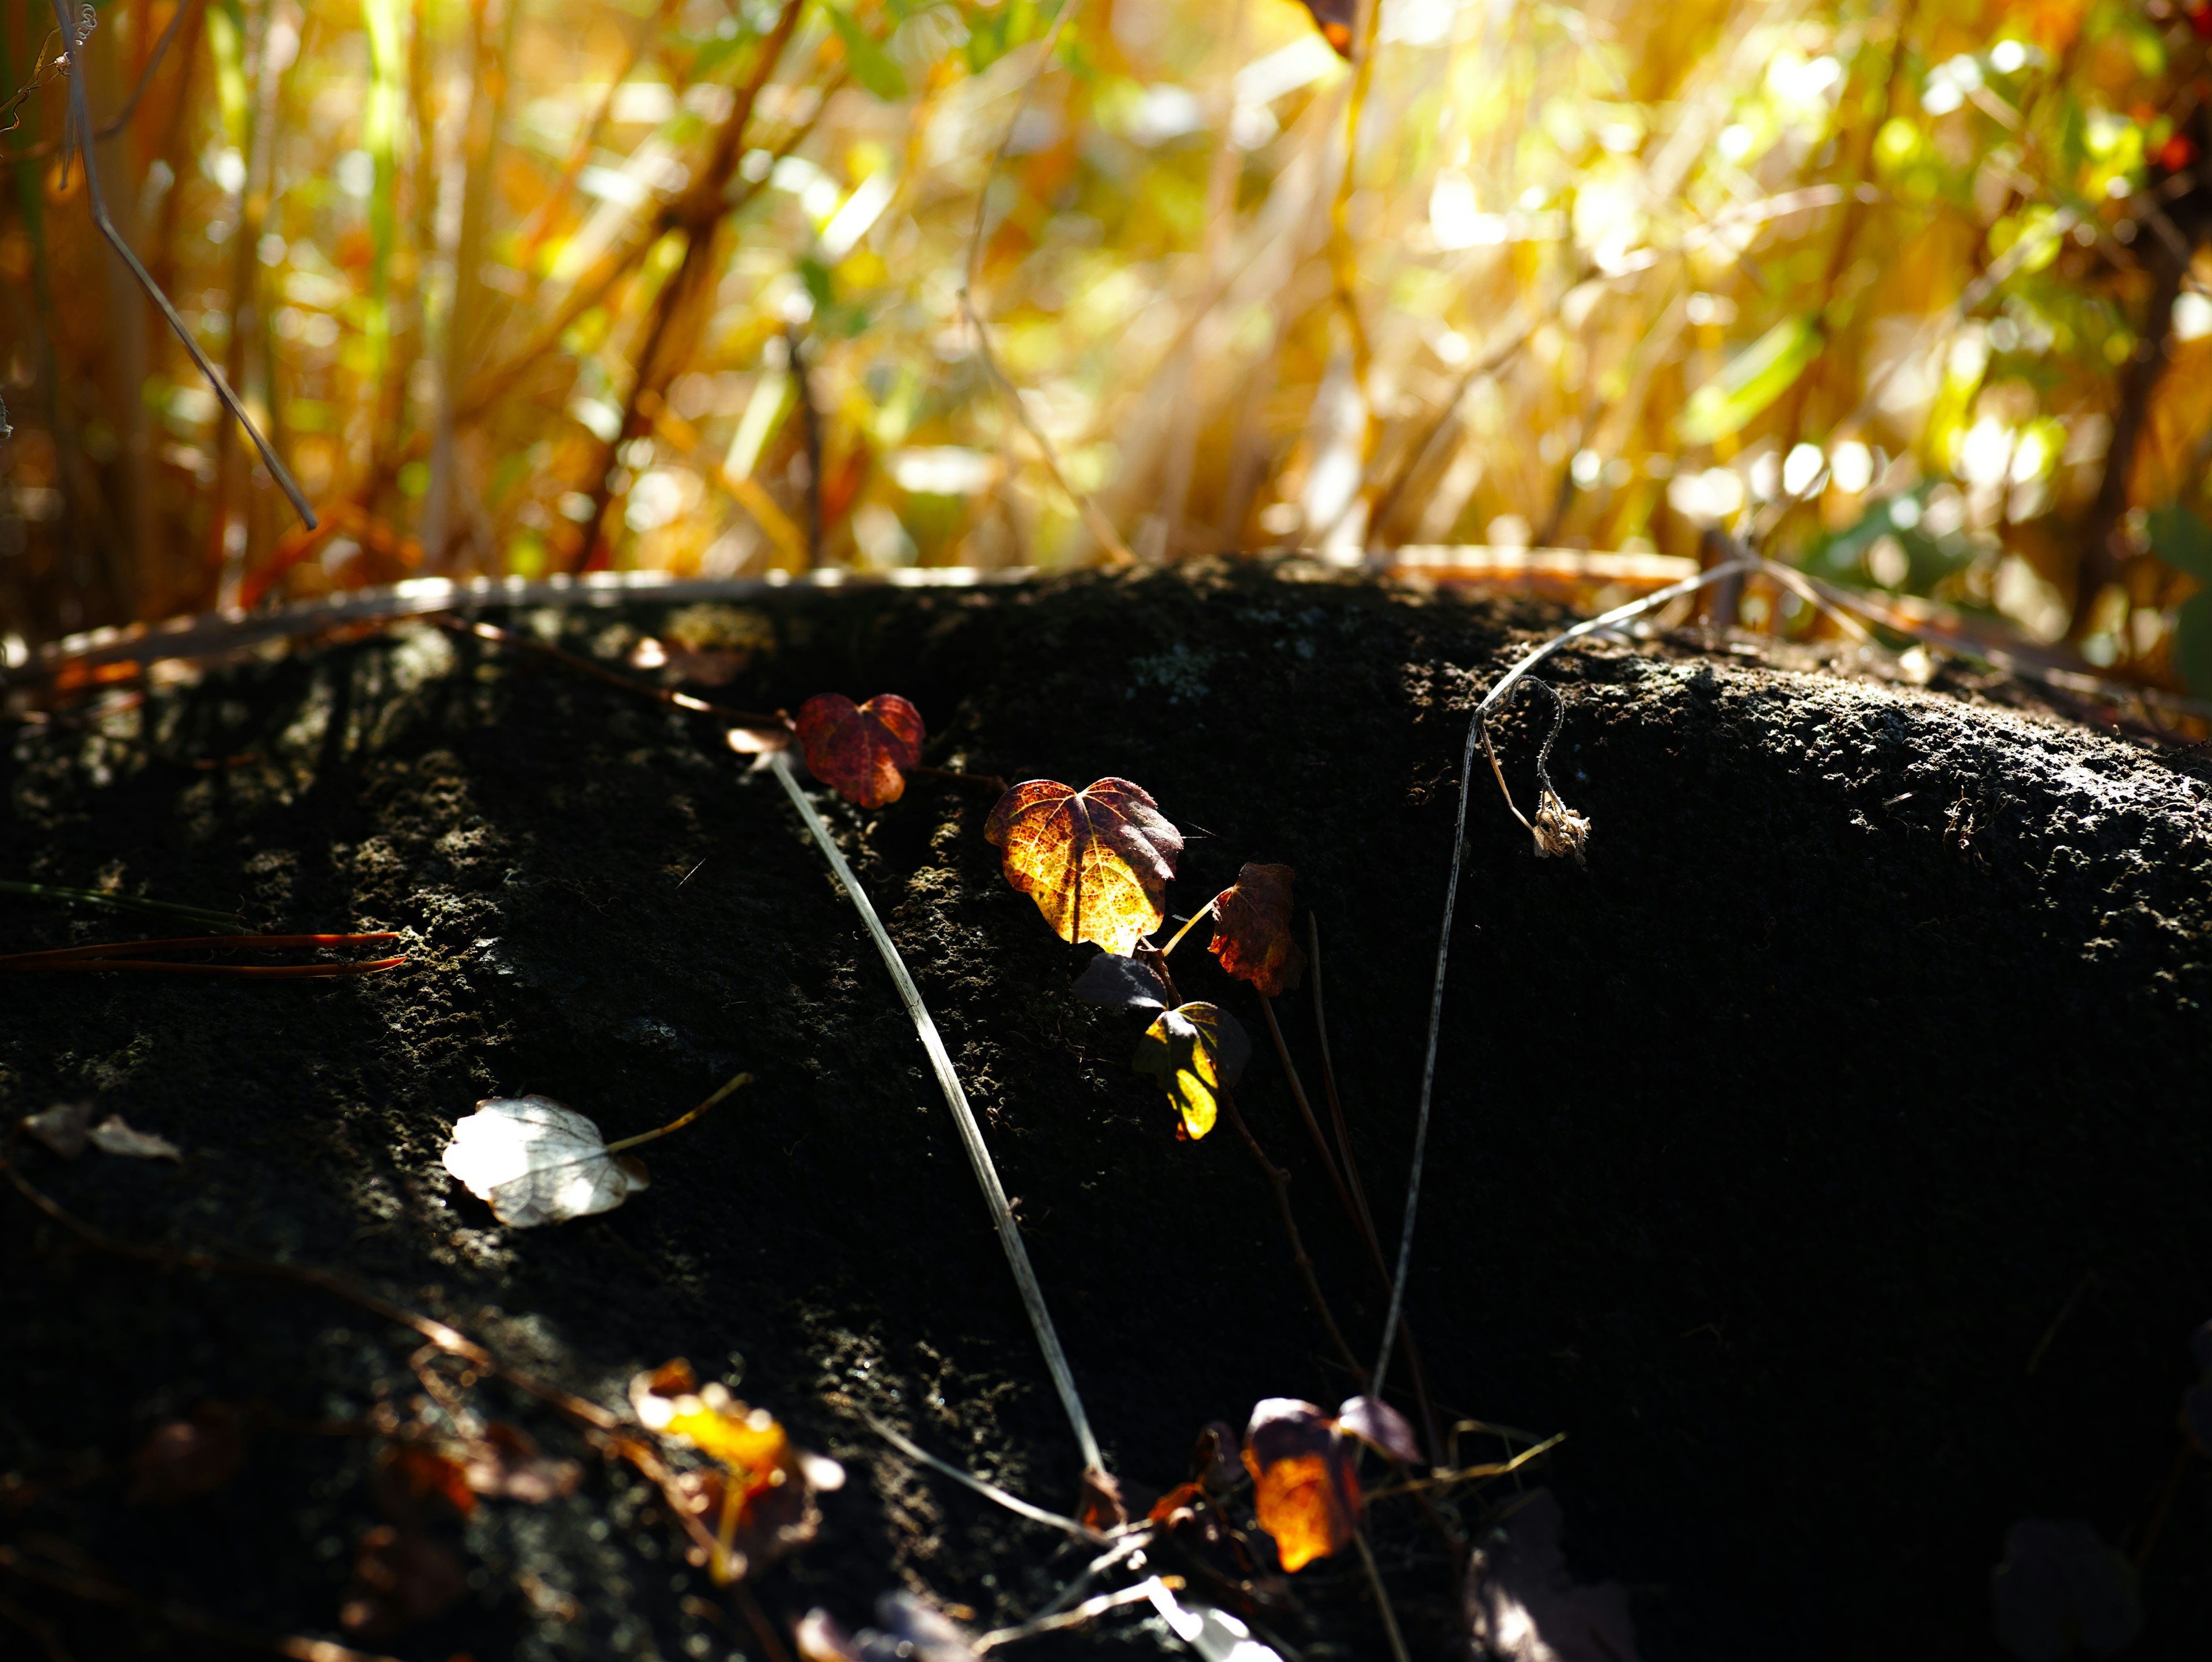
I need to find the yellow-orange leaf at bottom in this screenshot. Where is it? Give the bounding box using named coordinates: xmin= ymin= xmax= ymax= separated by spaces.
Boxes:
xmin=1242 ymin=1397 xmax=1360 ymax=1573
xmin=1248 ymin=1450 xmax=1358 ymax=1572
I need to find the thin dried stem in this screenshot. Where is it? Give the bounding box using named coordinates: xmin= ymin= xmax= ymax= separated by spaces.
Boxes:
xmin=836 ymin=1398 xmax=1111 ymax=1544
xmin=603 ymin=1069 xmax=752 ymax=1154
xmin=1255 ymin=993 xmax=1442 ymax=1464
xmin=772 ymin=750 xmax=1107 ymax=1480
xmin=1372 ymin=557 xmax=1755 ymax=1394
xmin=47 ymin=0 xmax=314 ymax=528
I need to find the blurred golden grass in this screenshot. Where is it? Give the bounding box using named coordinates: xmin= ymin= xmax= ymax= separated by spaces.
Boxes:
xmin=2 ymin=0 xmax=2210 ymax=694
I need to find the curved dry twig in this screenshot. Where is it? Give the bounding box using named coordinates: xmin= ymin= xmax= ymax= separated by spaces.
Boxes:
xmin=1369 ymin=557 xmax=1753 ymax=1392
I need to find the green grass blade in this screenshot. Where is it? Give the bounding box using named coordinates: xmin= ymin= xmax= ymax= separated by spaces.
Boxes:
xmin=0 ymin=879 xmax=252 ymax=933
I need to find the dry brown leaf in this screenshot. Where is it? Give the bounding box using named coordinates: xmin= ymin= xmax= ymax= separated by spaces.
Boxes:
xmin=794 ymin=693 xmax=926 ymax=808
xmin=1208 ymin=863 xmax=1306 ymax=997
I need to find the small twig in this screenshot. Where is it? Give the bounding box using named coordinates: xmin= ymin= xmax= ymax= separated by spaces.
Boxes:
xmin=442 ymin=617 xmax=785 ymax=728
xmin=1350 ymin=1531 xmax=1411 ymax=1662
xmin=1221 ymin=1086 xmax=1368 ymax=1391
xmin=1255 ymin=995 xmax=1444 ymax=1470
xmin=1141 ymin=947 xmax=1366 ymax=1389
xmin=603 ymin=1070 xmax=752 ymax=1154
xmin=1373 ymin=558 xmax=1754 ymax=1393
xmin=835 ymin=1398 xmax=1109 ymax=1544
xmin=975 ymin=1579 xmax=1176 ymax=1651
xmin=1361 ymin=1432 xmax=1566 ymax=1500
xmin=47 ymin=0 xmax=315 ymax=529
xmin=6 ymin=0 xmax=200 ymax=159
xmin=772 ymin=751 xmax=1106 ymax=1480
xmin=2025 ymin=1270 xmax=2098 ymax=1376
xmin=1028 ymin=1533 xmax=1152 ymax=1618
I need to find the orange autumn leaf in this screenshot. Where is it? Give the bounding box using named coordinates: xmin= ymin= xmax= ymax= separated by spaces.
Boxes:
xmin=983 ymin=778 xmax=1183 ymax=955
xmin=630 ymin=1361 xmax=846 ymax=1584
xmin=1243 ymin=1399 xmax=1359 ymax=1573
xmin=1208 ymin=862 xmax=1305 ymax=997
xmin=794 ymin=693 xmax=926 ymax=809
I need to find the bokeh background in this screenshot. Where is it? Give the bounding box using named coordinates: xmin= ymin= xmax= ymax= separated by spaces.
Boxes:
xmin=5 ymin=0 xmax=2212 ymax=696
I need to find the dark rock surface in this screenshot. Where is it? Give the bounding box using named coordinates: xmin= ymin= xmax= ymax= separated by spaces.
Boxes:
xmin=3 ymin=565 xmax=2208 ymax=1660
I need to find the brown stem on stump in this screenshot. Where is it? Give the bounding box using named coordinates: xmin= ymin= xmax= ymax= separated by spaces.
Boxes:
xmin=1257 ymin=986 xmax=1445 ymax=1470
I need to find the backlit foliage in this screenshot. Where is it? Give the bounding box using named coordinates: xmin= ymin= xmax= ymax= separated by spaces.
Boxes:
xmin=3 ymin=0 xmax=2211 ymax=687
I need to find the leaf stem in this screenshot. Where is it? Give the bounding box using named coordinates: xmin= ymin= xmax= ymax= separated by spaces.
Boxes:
xmin=1372 ymin=556 xmax=1754 ymax=1395
xmin=770 ymin=749 xmax=1107 ymax=1480
xmin=1156 ymin=909 xmax=1208 ymax=958
xmin=604 ymin=1070 xmax=754 ymax=1155
xmin=1352 ymin=1528 xmax=1412 ymax=1662
xmin=1256 ymin=994 xmax=1442 ymax=1465
xmin=1217 ymin=1087 xmax=1367 ymax=1391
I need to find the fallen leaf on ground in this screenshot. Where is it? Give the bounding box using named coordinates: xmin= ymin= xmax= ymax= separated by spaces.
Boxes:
xmin=1990 ymin=1517 xmax=2140 ymax=1662
xmin=985 ymin=778 xmax=1182 ymax=955
xmin=1070 ymin=951 xmax=1171 ymax=1010
xmin=795 ymin=693 xmax=926 ymax=808
xmin=796 ymin=1594 xmax=978 ymax=1662
xmin=441 ymin=1096 xmax=648 ymax=1226
xmin=1147 ymin=1579 xmax=1288 ymax=1662
xmin=1336 ymin=1395 xmax=1421 ymax=1465
xmin=20 ymin=1101 xmax=94 ymax=1157
xmin=1464 ymin=1490 xmax=1640 ymax=1662
xmin=1207 ymin=864 xmax=1305 ymax=996
xmin=632 ymin=1361 xmax=843 ymax=1580
xmin=87 ymin=1114 xmax=183 ymax=1161
xmin=128 ymin=1403 xmax=245 ymax=1504
xmin=375 ymin=1444 xmax=477 ymax=1520
xmin=1242 ymin=1398 xmax=1357 ymax=1573
xmin=1132 ymin=1002 xmax=1249 ymax=1140
xmin=339 ymin=1525 xmax=465 ymax=1638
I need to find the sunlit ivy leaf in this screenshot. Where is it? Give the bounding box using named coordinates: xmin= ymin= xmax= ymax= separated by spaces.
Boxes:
xmin=1676 ymin=315 xmax=1823 ymax=446
xmin=441 ymin=1096 xmax=648 ymax=1227
xmin=984 ymin=778 xmax=1182 ymax=954
xmin=1337 ymin=1395 xmax=1421 ymax=1465
xmin=1242 ymin=1398 xmax=1358 ymax=1574
xmin=1131 ymin=1002 xmax=1249 ymax=1141
xmin=1070 ymin=951 xmax=1170 ymax=1009
xmin=1208 ymin=862 xmax=1305 ymax=997
xmin=794 ymin=692 xmax=926 ymax=809
xmin=631 ymin=1360 xmax=845 ymax=1583
xmin=824 ymin=3 xmax=908 ymax=100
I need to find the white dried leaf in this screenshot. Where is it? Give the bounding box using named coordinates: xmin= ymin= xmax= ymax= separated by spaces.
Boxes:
xmin=86 ymin=1114 xmax=183 ymax=1161
xmin=441 ymin=1096 xmax=648 ymax=1228
xmin=21 ymin=1101 xmax=96 ymax=1157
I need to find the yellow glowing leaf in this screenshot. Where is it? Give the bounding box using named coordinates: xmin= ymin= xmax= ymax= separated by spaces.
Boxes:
xmin=983 ymin=778 xmax=1183 ymax=955
xmin=1131 ymin=1002 xmax=1250 ymax=1141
